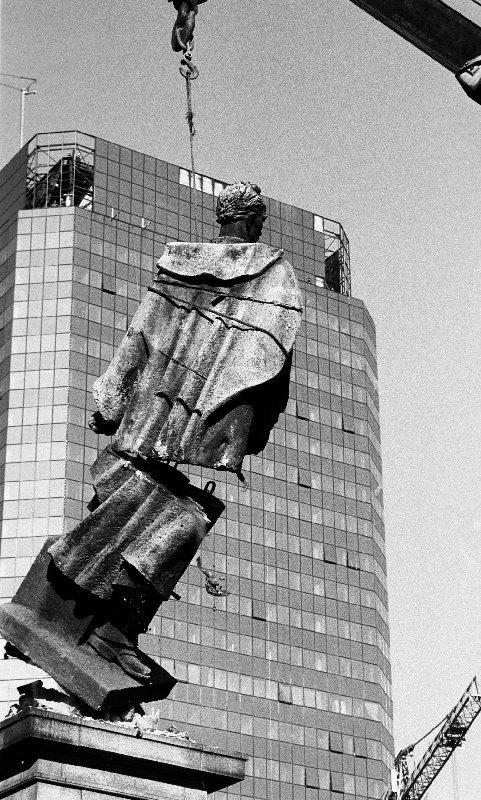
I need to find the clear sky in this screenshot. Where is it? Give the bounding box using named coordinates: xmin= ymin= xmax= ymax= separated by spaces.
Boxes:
xmin=1 ymin=1 xmax=481 ymax=797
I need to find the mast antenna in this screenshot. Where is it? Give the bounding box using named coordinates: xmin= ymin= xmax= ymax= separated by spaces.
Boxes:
xmin=0 ymin=73 xmax=37 ymax=148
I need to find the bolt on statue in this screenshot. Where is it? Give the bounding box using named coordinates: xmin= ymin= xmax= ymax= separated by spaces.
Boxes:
xmin=0 ymin=182 xmax=302 ymax=716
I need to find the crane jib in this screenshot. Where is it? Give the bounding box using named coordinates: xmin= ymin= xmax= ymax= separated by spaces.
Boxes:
xmin=388 ymin=678 xmax=481 ymax=800
xmin=347 ymin=0 xmax=481 ymax=73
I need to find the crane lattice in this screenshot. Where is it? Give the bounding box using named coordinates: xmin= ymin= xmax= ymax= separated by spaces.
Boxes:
xmin=387 ymin=677 xmax=481 ymax=800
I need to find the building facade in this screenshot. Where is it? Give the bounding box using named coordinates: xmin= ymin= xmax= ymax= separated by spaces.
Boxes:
xmin=0 ymin=131 xmax=392 ymax=800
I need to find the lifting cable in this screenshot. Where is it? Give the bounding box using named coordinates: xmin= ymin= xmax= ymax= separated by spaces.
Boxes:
xmin=169 ymin=1 xmax=203 ymax=241
xmin=179 ymin=42 xmax=200 ymax=241
xmin=397 ymin=711 xmax=449 ymax=763
xmin=451 ymin=751 xmax=460 ymax=800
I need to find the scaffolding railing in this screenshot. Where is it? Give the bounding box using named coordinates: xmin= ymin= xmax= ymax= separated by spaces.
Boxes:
xmin=20 ymin=133 xmax=352 ymax=297
xmin=315 ymin=214 xmax=351 ymax=296
xmin=25 ymin=131 xmax=95 ymax=211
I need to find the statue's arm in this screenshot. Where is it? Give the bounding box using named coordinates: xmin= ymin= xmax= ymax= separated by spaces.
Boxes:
xmin=88 ymin=298 xmax=152 ymax=434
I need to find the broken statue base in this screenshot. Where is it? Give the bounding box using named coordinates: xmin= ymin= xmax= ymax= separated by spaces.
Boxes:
xmin=0 ymin=704 xmax=247 ymax=800
xmin=0 ymin=539 xmax=177 ymax=712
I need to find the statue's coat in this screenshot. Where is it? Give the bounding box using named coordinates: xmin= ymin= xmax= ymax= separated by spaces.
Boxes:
xmin=49 ymin=448 xmax=223 ymax=603
xmin=93 ymin=242 xmax=303 ymax=473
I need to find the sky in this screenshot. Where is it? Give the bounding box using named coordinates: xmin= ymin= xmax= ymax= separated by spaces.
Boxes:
xmin=1 ymin=1 xmax=481 ymax=798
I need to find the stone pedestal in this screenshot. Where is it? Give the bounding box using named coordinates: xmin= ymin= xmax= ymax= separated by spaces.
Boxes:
xmin=0 ymin=708 xmax=247 ymax=800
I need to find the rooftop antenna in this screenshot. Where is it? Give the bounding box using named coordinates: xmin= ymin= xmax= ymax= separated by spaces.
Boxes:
xmin=0 ymin=73 xmax=37 ymax=148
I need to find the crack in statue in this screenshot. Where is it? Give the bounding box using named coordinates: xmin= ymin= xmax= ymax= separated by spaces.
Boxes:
xmin=0 ymin=182 xmax=302 ymax=715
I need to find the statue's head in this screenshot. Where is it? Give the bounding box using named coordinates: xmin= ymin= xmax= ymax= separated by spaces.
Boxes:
xmin=215 ymin=182 xmax=267 ymax=243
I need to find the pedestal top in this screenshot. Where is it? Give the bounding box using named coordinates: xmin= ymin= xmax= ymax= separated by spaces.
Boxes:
xmin=0 ymin=707 xmax=247 ymax=794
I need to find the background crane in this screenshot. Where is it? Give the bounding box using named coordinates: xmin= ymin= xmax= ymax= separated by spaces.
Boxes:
xmin=385 ymin=678 xmax=481 ymax=800
xmin=342 ymin=2 xmax=481 ymax=792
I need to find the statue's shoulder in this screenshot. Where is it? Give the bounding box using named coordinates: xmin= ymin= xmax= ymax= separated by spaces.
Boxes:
xmin=156 ymin=241 xmax=285 ymax=284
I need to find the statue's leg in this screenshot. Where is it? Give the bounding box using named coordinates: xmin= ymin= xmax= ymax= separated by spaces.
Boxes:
xmin=87 ymin=567 xmax=161 ymax=683
xmin=49 ymin=448 xmax=224 ymax=683
xmin=85 ymin=464 xmax=224 ymax=681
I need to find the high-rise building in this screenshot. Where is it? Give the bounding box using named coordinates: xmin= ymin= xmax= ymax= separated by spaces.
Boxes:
xmin=0 ymin=131 xmax=392 ymax=800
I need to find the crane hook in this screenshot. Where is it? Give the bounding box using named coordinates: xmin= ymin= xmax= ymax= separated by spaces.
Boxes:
xmin=179 ymin=47 xmax=199 ymax=80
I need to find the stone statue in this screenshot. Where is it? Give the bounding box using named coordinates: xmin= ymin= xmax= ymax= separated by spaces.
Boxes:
xmin=0 ymin=182 xmax=302 ymax=715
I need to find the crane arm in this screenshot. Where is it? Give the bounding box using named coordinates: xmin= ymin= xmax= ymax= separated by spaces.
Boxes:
xmin=392 ymin=678 xmax=481 ymax=800
xmin=347 ymin=0 xmax=481 ymax=73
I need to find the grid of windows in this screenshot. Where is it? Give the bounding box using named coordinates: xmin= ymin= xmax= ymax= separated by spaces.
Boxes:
xmin=0 ymin=145 xmax=28 ymax=233
xmin=0 ymin=134 xmax=393 ymax=800
xmin=0 ymin=210 xmax=73 ymax=596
